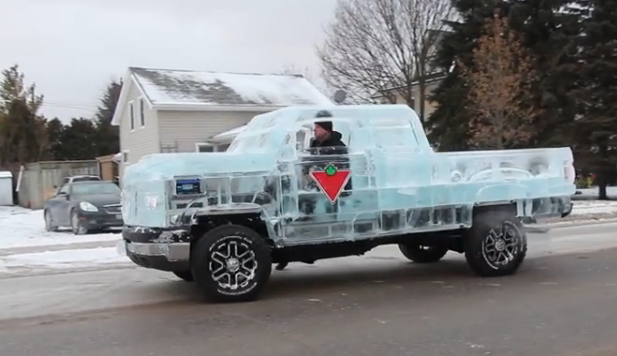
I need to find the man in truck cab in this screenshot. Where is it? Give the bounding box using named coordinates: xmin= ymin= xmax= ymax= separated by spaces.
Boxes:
xmin=310 ymin=110 xmax=346 ymax=152
xmin=276 ymin=110 xmax=352 ymax=271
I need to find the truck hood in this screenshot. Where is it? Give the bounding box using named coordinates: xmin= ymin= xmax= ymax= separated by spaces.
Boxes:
xmin=124 ymin=152 xmax=278 ymax=183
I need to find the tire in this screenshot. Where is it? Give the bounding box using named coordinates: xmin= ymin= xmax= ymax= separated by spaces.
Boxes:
xmin=464 ymin=208 xmax=527 ymax=277
xmin=398 ymin=243 xmax=448 ymax=263
xmin=70 ymin=210 xmax=89 ymax=235
xmin=191 ymin=224 xmax=272 ymax=303
xmin=44 ymin=210 xmax=58 ymax=232
xmin=172 ymin=270 xmax=194 ymax=282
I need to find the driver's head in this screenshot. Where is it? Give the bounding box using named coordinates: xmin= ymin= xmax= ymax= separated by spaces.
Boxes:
xmin=314 ymin=110 xmax=333 ymax=140
xmin=314 ymin=121 xmax=332 ymax=140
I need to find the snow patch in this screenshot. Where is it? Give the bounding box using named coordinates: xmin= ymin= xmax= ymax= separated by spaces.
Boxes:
xmin=0 ymin=247 xmax=129 ymax=271
xmin=571 ymin=200 xmax=617 ymax=215
xmin=0 ymin=207 xmax=121 ymax=250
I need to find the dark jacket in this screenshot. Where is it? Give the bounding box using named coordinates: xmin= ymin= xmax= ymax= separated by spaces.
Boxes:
xmin=307 ymin=131 xmax=352 ymax=194
xmin=310 ymin=131 xmax=346 ymax=153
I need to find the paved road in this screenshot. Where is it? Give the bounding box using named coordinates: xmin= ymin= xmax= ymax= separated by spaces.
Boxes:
xmin=1 ymin=249 xmax=617 ymax=356
xmin=1 ymin=222 xmax=617 ymax=355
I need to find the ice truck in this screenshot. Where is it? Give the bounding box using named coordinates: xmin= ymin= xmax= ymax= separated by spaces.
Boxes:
xmin=119 ymin=104 xmax=576 ymax=303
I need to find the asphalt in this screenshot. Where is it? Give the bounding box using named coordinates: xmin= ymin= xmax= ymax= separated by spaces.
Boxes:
xmin=1 ymin=233 xmax=617 ymax=355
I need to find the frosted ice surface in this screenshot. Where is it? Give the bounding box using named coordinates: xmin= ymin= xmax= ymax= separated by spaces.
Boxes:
xmin=122 ymin=105 xmax=576 ymax=246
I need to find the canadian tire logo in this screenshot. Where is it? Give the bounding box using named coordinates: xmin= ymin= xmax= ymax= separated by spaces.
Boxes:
xmin=309 ymin=164 xmax=351 ymax=203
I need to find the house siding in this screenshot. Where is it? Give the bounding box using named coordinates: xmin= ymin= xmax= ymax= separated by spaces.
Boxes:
xmin=376 ymin=80 xmax=441 ymax=120
xmin=118 ymin=79 xmax=160 ymax=180
xmin=157 ymin=110 xmax=266 ymax=152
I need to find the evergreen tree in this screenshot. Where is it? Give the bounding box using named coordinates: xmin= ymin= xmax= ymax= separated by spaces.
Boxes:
xmin=427 ymin=0 xmax=508 ymax=151
xmin=0 ymin=65 xmax=47 ymax=175
xmin=575 ymin=0 xmax=617 ymax=199
xmin=94 ymin=79 xmax=122 ymax=156
xmin=60 ymin=118 xmax=99 ymax=160
xmin=429 ymin=0 xmax=583 ymax=151
xmin=45 ymin=118 xmax=66 ymax=160
xmin=459 ymin=14 xmax=538 ymax=149
xmin=507 ymin=0 xmax=583 ymax=147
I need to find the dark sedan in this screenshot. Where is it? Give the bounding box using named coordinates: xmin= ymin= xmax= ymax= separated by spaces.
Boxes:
xmin=44 ymin=181 xmax=123 ymax=235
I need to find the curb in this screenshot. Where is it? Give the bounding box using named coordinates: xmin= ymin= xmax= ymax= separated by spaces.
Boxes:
xmin=525 ymin=217 xmax=617 ymax=232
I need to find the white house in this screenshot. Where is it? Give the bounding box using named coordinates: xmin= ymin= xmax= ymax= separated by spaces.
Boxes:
xmin=111 ymin=66 xmax=333 ymax=178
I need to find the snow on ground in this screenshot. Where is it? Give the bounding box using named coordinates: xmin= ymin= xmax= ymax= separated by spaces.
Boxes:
xmin=0 ymin=206 xmax=121 ymax=250
xmin=575 ymin=187 xmax=617 ymax=198
xmin=0 ymin=247 xmax=130 ymax=272
xmin=0 ymin=199 xmax=616 ymax=275
xmin=570 ymin=200 xmax=617 ymax=215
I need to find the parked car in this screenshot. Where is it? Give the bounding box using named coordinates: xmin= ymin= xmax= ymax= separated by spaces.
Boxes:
xmin=62 ymin=175 xmax=101 ymax=184
xmin=119 ymin=104 xmax=576 ymax=303
xmin=44 ymin=180 xmax=123 ymax=235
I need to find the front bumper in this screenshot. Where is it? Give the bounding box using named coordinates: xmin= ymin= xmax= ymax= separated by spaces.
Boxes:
xmin=120 ymin=225 xmax=191 ymax=272
xmin=78 ymin=211 xmax=123 ymax=229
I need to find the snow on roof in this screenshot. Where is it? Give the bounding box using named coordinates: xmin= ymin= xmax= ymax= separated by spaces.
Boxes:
xmin=130 ymin=67 xmax=333 ymax=107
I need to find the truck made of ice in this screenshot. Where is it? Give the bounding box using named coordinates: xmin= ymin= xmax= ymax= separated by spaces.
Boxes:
xmin=119 ymin=104 xmax=575 ymax=303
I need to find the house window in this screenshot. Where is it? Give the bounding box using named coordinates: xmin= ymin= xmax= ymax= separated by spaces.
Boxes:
xmin=139 ymin=98 xmax=145 ymax=127
xmin=129 ymin=101 xmax=135 ymax=130
xmin=217 ymin=143 xmax=230 ymax=152
xmin=122 ymin=150 xmax=129 ymax=163
xmin=195 ymin=143 xmax=215 ymax=152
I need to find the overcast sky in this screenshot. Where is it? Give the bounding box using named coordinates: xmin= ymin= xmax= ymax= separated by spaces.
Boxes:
xmin=1 ymin=0 xmax=336 ymax=122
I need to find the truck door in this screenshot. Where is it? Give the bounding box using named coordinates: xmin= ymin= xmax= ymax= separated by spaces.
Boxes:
xmin=291 ymin=119 xmax=357 ymax=223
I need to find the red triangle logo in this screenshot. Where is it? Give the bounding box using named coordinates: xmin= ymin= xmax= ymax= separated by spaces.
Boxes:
xmin=309 ymin=164 xmax=351 ymax=203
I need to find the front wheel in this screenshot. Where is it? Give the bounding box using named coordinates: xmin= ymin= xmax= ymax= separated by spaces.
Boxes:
xmin=191 ymin=224 xmax=272 ymax=303
xmin=71 ymin=210 xmax=89 ymax=235
xmin=464 ymin=209 xmax=527 ymax=277
xmin=398 ymin=243 xmax=448 ymax=263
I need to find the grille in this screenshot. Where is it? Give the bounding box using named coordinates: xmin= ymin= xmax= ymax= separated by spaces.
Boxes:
xmin=104 ymin=204 xmax=122 ymax=214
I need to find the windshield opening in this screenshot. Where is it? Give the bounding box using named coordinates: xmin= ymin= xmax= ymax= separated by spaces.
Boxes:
xmin=72 ymin=182 xmax=120 ymax=195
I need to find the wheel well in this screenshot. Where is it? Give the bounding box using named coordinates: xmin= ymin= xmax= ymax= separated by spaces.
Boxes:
xmin=473 ymin=203 xmax=517 ymax=216
xmin=189 ymin=213 xmax=272 ymax=246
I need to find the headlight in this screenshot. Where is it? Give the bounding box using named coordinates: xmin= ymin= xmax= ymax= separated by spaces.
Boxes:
xmin=79 ymin=201 xmax=98 ymax=212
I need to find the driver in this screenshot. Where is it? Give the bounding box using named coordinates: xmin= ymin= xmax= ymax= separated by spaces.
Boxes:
xmin=310 ymin=110 xmax=346 ymax=151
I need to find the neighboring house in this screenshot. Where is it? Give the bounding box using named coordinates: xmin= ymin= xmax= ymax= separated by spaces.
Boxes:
xmin=208 ymin=125 xmax=247 ymax=149
xmin=371 ymin=29 xmax=450 ymax=119
xmin=111 ymin=66 xmax=334 ymax=178
xmin=371 ymin=73 xmax=444 ymax=118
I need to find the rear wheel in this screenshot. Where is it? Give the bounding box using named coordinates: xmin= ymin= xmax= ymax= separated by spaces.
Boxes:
xmin=191 ymin=224 xmax=272 ymax=303
xmin=464 ymin=208 xmax=527 ymax=277
xmin=398 ymin=243 xmax=448 ymax=263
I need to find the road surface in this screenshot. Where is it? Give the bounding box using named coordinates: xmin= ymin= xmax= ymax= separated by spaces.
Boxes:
xmin=1 ymin=222 xmax=617 ymax=355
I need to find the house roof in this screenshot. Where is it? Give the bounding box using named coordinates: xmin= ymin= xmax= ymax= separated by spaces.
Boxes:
xmin=111 ymin=67 xmax=333 ymax=125
xmin=132 ymin=67 xmax=332 ymax=106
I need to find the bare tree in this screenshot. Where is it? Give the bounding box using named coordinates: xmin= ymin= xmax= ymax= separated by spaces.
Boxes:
xmin=459 ymin=14 xmax=538 ymax=149
xmin=279 ymin=64 xmax=338 ymax=102
xmin=316 ymin=0 xmax=453 ymax=123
